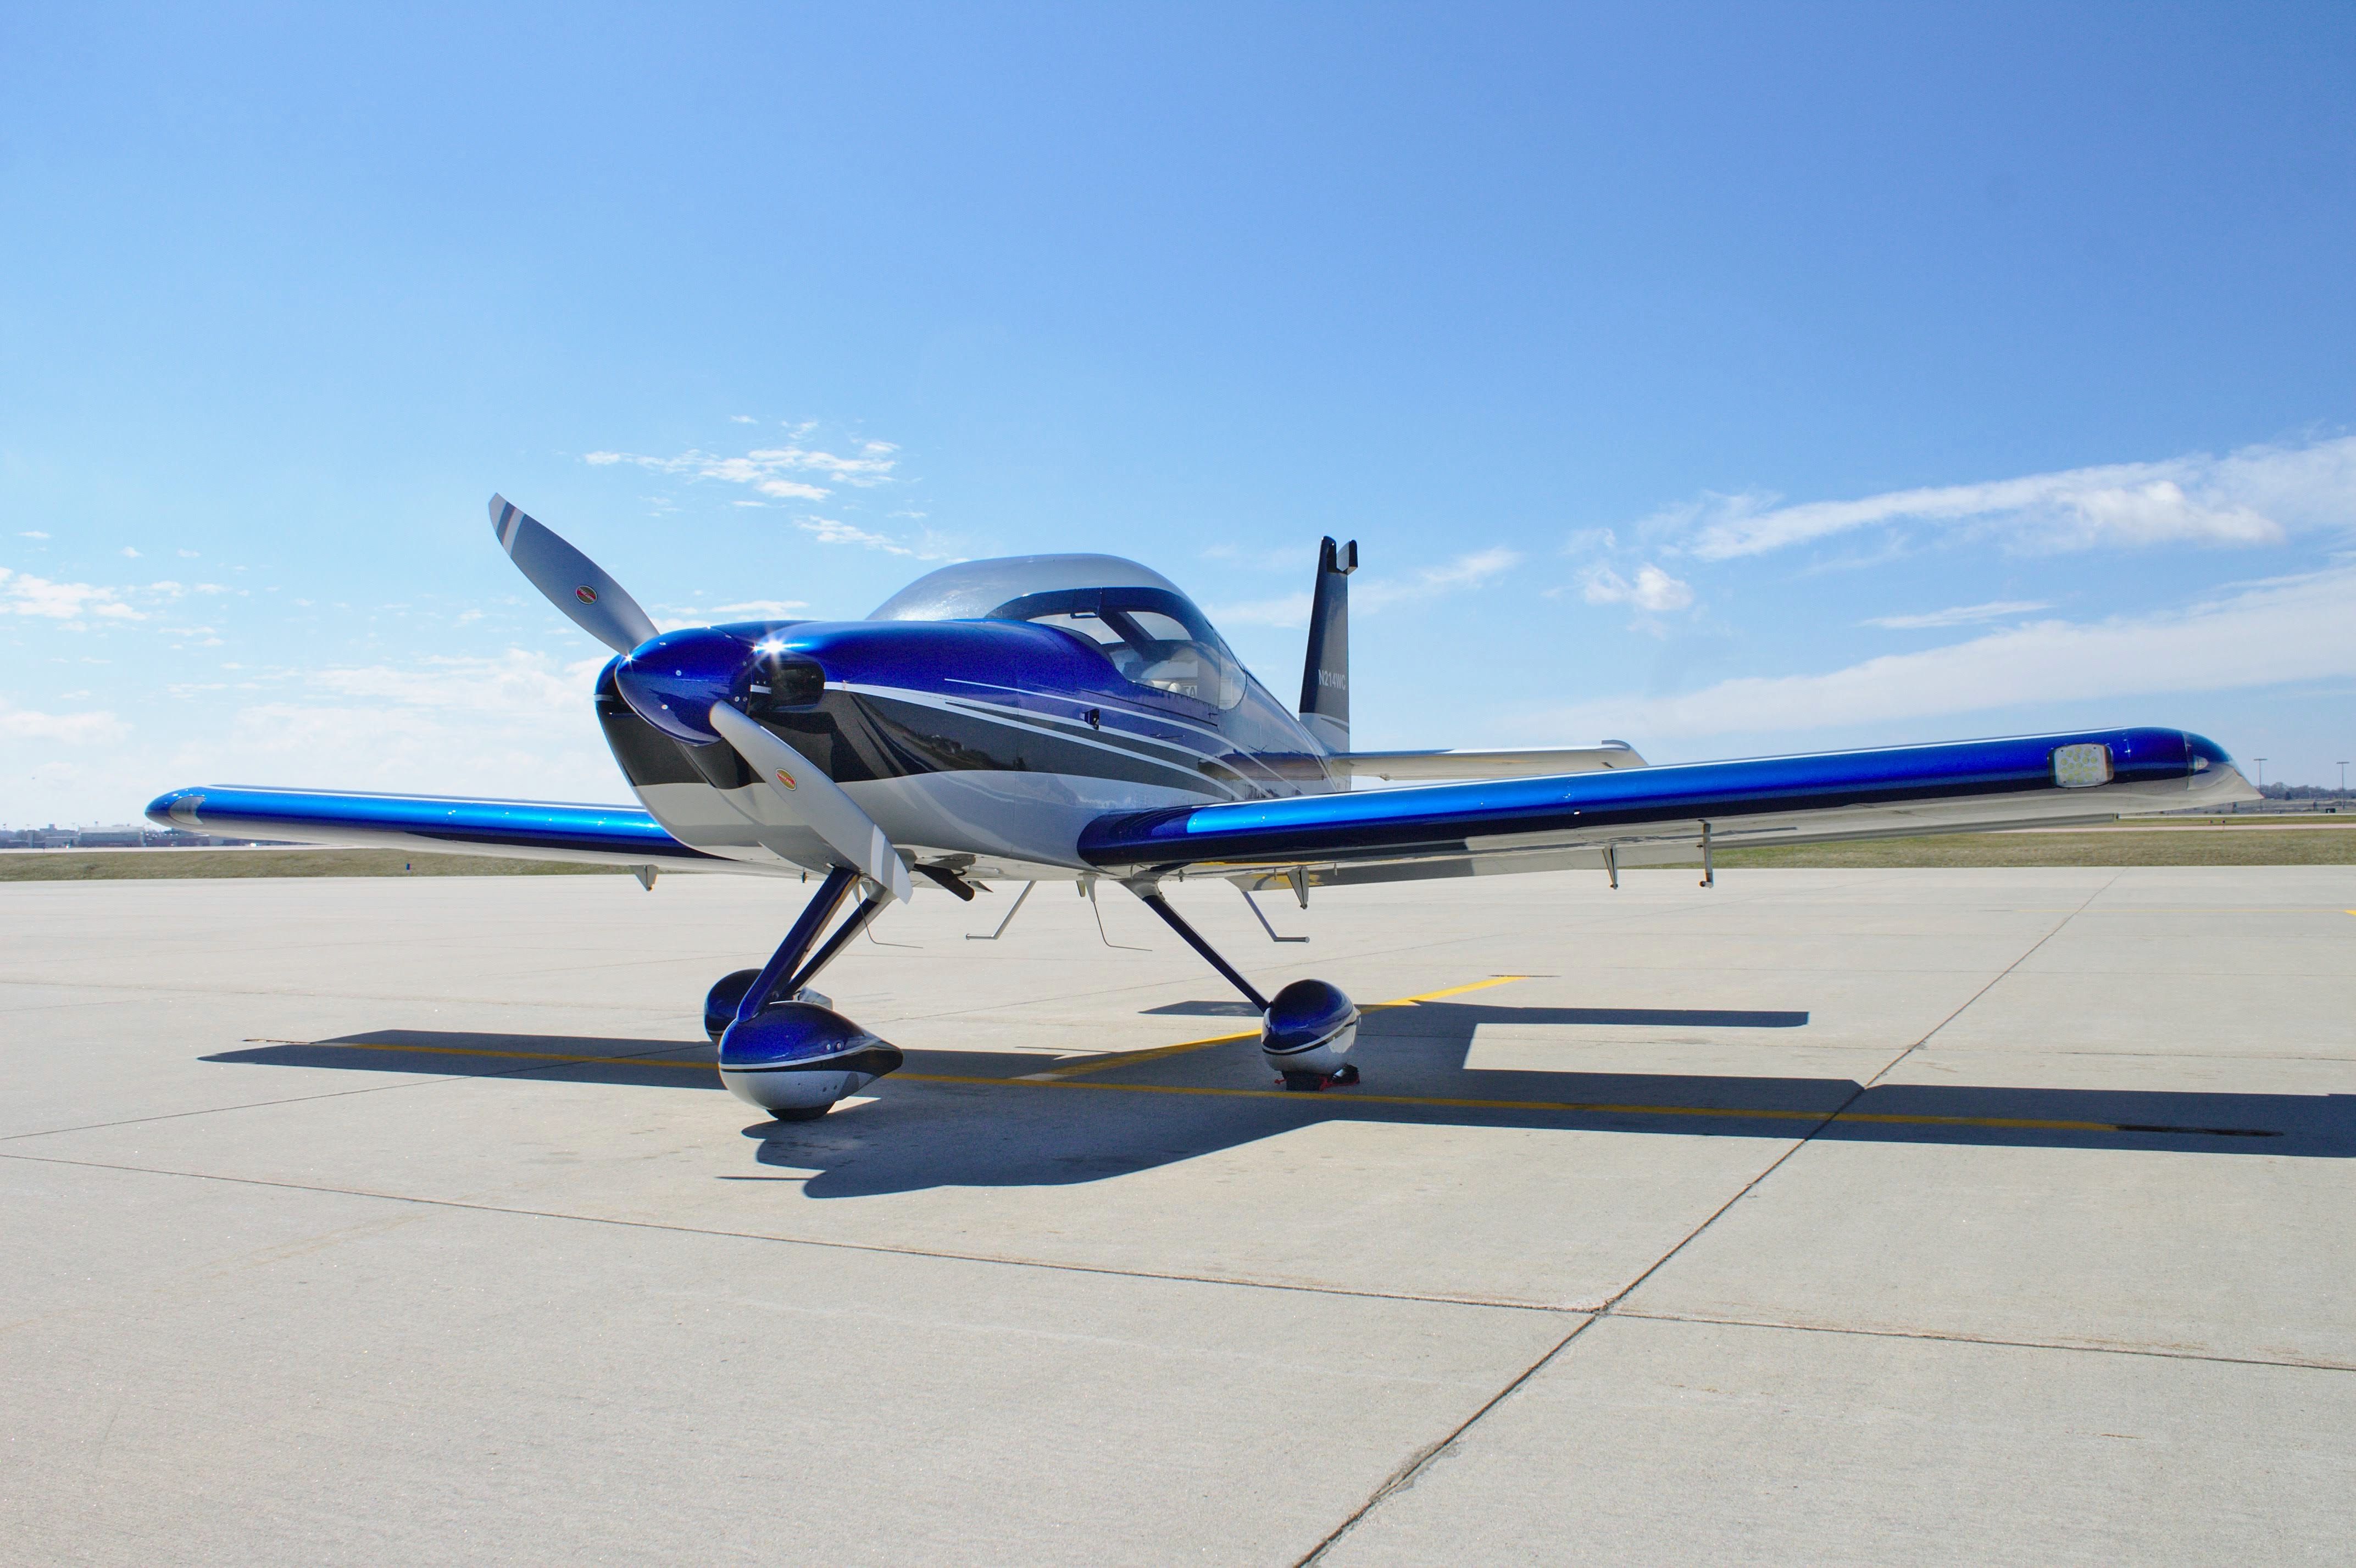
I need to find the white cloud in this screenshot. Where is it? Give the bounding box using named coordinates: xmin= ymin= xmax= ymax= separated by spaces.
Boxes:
xmin=171 ymin=704 xmax=625 ymax=805
xmin=1529 ymin=563 xmax=2356 ymax=741
xmin=0 ymin=568 xmax=145 ymax=621
xmin=1209 ymin=591 xmax=1316 ymax=628
xmin=730 ymin=414 xmax=757 ymax=424
xmin=1356 ymin=547 xmax=1523 ymax=611
xmin=130 ymin=648 xmax=631 ymax=811
xmin=18 ymin=530 xmax=48 ymax=540
xmin=799 ymin=517 xmax=912 ymax=555
xmin=1579 ymin=563 xmax=1694 ymax=612
xmin=1676 ymin=435 xmax=2356 ymax=561
xmin=119 ymin=546 xmax=141 ymax=558
xmin=0 ymin=699 xmax=127 ymax=743
xmin=177 ymin=549 xmax=199 ymax=558
xmin=1863 ymin=599 xmax=2053 ymax=630
xmin=306 ymin=650 xmax=608 ymax=720
xmin=1208 ymin=547 xmax=1522 ymax=628
xmin=587 ymin=440 xmax=899 ymax=500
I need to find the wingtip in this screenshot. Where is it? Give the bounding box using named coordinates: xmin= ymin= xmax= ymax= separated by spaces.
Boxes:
xmin=145 ymin=787 xmax=200 ymax=828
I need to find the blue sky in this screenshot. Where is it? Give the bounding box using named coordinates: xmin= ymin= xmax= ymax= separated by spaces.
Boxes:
xmin=4 ymin=3 xmax=2353 ymax=824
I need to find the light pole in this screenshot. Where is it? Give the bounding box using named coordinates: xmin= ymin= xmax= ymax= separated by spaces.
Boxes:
xmin=2340 ymin=760 xmax=2349 ymax=797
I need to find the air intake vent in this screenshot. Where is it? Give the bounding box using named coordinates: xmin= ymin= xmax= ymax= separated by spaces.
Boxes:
xmin=748 ymin=660 xmax=826 ymax=714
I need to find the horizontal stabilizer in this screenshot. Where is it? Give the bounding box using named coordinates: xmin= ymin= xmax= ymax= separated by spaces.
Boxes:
xmin=1333 ymin=744 xmax=1648 ymax=781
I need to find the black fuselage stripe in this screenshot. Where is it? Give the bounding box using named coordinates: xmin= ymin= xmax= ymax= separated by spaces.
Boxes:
xmin=857 ymin=692 xmax=1251 ymax=796
xmin=934 ymin=694 xmax=1272 ymax=792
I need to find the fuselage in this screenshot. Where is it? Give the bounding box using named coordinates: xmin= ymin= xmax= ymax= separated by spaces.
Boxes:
xmin=597 ymin=613 xmax=1336 ymax=880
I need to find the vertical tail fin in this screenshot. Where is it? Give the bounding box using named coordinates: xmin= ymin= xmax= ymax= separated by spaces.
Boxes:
xmin=1298 ymin=536 xmax=1358 ymax=753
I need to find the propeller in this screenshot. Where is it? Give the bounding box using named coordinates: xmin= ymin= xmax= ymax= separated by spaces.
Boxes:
xmin=489 ymin=494 xmax=910 ymax=901
xmin=491 ymin=494 xmax=658 ymax=654
xmin=709 ymin=705 xmax=912 ymax=902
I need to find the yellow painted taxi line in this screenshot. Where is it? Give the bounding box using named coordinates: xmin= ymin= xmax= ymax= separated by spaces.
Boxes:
xmin=1021 ymin=974 xmax=1533 ymax=1082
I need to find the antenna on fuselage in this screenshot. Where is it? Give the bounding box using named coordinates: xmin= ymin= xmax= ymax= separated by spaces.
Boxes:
xmin=1298 ymin=537 xmax=1357 ymax=754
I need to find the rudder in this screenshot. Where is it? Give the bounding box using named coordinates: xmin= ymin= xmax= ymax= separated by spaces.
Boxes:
xmin=1298 ymin=536 xmax=1358 ymax=753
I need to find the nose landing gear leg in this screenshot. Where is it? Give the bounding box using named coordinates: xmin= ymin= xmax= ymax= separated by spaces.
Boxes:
xmin=709 ymin=865 xmax=905 ymax=1119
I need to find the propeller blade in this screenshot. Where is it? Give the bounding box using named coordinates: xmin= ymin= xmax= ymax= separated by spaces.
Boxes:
xmin=708 ymin=703 xmax=913 ymax=903
xmin=490 ymin=494 xmax=659 ymax=655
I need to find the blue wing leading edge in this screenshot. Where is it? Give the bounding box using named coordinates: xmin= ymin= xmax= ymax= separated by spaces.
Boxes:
xmin=1080 ymin=726 xmax=2248 ymax=886
xmin=145 ymin=785 xmax=730 ymax=870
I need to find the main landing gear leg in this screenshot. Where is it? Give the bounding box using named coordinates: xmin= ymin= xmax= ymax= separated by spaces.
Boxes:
xmin=1131 ymin=886 xmax=1362 ymax=1092
xmin=703 ymin=865 xmax=906 ymax=1122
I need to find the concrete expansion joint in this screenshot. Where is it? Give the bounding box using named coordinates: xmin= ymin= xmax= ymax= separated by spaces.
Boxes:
xmin=1603 ymin=1308 xmax=2356 ymax=1376
xmin=0 ymin=1147 xmax=1579 ymax=1314
xmin=1294 ymin=1098 xmax=1842 ymax=1565
xmin=1290 ymin=885 xmax=2130 ymax=1566
xmin=1293 ymin=1318 xmax=1597 ymax=1568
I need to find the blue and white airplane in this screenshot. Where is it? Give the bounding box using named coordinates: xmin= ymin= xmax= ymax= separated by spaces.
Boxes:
xmin=149 ymin=497 xmax=2259 ymax=1120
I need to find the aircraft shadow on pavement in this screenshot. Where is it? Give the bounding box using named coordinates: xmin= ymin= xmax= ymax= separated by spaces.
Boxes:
xmin=203 ymin=999 xmax=2356 ymax=1196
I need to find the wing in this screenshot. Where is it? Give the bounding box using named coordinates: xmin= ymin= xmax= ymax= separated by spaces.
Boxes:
xmin=1080 ymin=727 xmax=2256 ymax=889
xmin=146 ymin=785 xmax=763 ymax=872
xmin=1330 ymin=743 xmax=1647 ymax=781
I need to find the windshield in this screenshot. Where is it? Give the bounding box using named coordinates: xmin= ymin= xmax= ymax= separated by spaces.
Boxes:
xmin=991 ymin=586 xmax=1246 ymax=710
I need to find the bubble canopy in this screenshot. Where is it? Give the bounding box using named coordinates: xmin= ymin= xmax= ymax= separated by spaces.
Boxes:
xmin=869 ymin=554 xmax=1189 ymax=621
xmin=868 ymin=553 xmax=1247 ymax=709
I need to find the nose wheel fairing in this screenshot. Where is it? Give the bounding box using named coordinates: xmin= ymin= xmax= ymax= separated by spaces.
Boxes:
xmin=718 ymin=1002 xmax=903 ymax=1116
xmin=709 ymin=866 xmax=908 ymax=1119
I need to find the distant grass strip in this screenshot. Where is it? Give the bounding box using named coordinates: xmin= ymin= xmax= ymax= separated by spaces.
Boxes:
xmin=0 ymin=849 xmax=623 ymax=881
xmin=1705 ymin=829 xmax=2356 ymax=869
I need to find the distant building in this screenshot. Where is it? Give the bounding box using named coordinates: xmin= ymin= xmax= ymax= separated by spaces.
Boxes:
xmin=0 ymin=825 xmax=288 ymax=849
